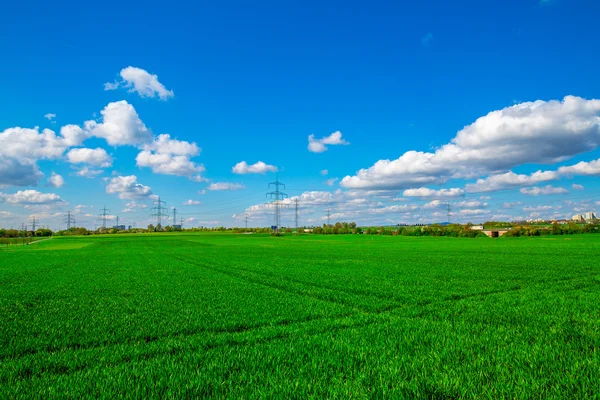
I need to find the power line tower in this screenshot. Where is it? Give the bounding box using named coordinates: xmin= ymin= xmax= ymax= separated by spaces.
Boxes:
xmin=150 ymin=196 xmax=169 ymax=228
xmin=180 ymin=218 xmax=184 ymax=229
xmin=245 ymin=212 xmax=249 ymax=229
xmin=30 ymin=216 xmax=38 ymax=231
xmin=447 ymin=203 xmax=451 ymax=225
xmin=266 ymin=174 xmax=288 ymax=232
xmin=326 ymin=208 xmax=331 ymax=226
xmin=98 ymin=206 xmax=110 ymax=229
xmin=21 ymin=223 xmax=26 ymax=231
xmin=172 ymin=207 xmax=177 ymax=226
xmin=294 ymin=198 xmax=300 ymax=228
xmin=115 ymin=216 xmax=120 ymax=229
xmin=64 ymin=210 xmax=76 ymax=230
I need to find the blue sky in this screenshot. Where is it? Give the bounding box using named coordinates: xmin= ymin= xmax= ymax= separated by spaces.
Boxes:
xmin=1 ymin=0 xmax=600 ymax=230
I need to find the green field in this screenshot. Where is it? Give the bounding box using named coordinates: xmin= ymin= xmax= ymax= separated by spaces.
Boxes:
xmin=1 ymin=234 xmax=599 ymax=398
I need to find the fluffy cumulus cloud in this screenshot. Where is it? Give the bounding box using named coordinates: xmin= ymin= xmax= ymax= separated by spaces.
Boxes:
xmin=47 ymin=172 xmax=65 ymax=188
xmin=207 ymin=182 xmax=246 ymax=191
xmin=0 ymin=126 xmax=86 ymax=187
xmin=232 ymin=161 xmax=278 ymax=174
xmin=341 ymin=96 xmax=600 ymax=190
xmin=558 ymin=158 xmax=600 ymax=176
xmin=403 ymin=187 xmax=464 ymax=198
xmin=105 ymin=66 xmax=174 ymax=100
xmin=0 ymin=190 xmax=64 ymax=205
xmin=465 ymin=170 xmax=559 ymax=193
xmin=106 ymin=175 xmax=152 ymax=199
xmin=136 ymin=134 xmax=204 ymax=180
xmin=520 ymin=185 xmax=568 ymax=196
xmin=85 ymin=101 xmax=152 ymax=146
xmin=308 ymin=131 xmax=349 ymax=153
xmin=66 ymin=148 xmax=113 ymax=167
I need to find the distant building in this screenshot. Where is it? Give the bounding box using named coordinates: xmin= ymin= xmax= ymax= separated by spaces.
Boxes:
xmin=114 ymin=225 xmax=126 ymax=230
xmin=584 ymin=212 xmax=597 ymax=221
xmin=572 ymin=212 xmax=597 ymax=223
xmin=172 ymin=225 xmax=182 ymax=229
xmin=469 ymin=225 xmax=484 ymax=230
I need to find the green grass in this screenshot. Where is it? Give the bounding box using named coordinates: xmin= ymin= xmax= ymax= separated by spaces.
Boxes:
xmin=1 ymin=233 xmax=599 ymax=398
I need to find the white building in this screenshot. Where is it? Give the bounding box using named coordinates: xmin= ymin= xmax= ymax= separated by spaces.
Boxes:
xmin=572 ymin=212 xmax=597 ymax=223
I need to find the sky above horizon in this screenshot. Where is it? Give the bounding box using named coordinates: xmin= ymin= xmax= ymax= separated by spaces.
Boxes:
xmin=1 ymin=0 xmax=600 ymax=230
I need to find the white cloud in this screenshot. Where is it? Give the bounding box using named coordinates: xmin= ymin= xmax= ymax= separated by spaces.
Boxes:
xmin=423 ymin=200 xmax=446 ymax=209
xmin=465 ymin=170 xmax=559 ymax=193
xmin=74 ymin=166 xmax=103 ymax=178
xmin=44 ymin=113 xmax=56 ymax=121
xmin=367 ymin=204 xmax=418 ymax=214
xmin=558 ymin=158 xmax=600 ymax=176
xmin=325 ymin=178 xmax=339 ymax=186
xmin=572 ymin=183 xmax=584 ymax=190
xmin=47 ymin=172 xmax=64 ymax=188
xmin=85 ymin=101 xmax=152 ymax=146
xmin=66 ymin=148 xmax=113 ymax=167
xmin=308 ymin=131 xmax=349 ymax=153
xmin=520 ymin=186 xmax=568 ymax=196
xmin=320 ymin=169 xmax=329 ymax=176
xmin=232 ymin=161 xmax=278 ymax=174
xmin=136 ymin=134 xmax=204 ymax=180
xmin=0 ymin=190 xmax=64 ymax=205
xmin=106 ymin=175 xmax=152 ymax=199
xmin=459 ymin=209 xmax=490 ymax=216
xmin=453 ymin=200 xmax=487 ymax=209
xmin=141 ymin=134 xmax=199 ymax=156
xmin=104 ymin=66 xmax=174 ymax=100
xmin=183 ymin=199 xmax=202 ymax=205
xmin=341 ymin=96 xmax=600 ymax=190
xmin=136 ymin=152 xmax=205 ymax=179
xmin=0 ymin=126 xmax=86 ymax=187
xmin=59 ymin=125 xmax=87 ymax=147
xmin=207 ymin=182 xmax=246 ymax=191
xmin=403 ymin=187 xmax=464 ymax=198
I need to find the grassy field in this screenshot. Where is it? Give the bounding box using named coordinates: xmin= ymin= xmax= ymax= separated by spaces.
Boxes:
xmin=1 ymin=233 xmax=599 ymax=398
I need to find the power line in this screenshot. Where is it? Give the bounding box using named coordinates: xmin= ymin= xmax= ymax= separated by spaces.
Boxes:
xmin=150 ymin=196 xmax=169 ymax=227
xmin=294 ymin=198 xmax=299 ymax=228
xmin=98 ymin=206 xmax=110 ymax=229
xmin=64 ymin=210 xmax=76 ymax=230
xmin=30 ymin=216 xmax=38 ymax=232
xmin=266 ymin=173 xmax=288 ymax=232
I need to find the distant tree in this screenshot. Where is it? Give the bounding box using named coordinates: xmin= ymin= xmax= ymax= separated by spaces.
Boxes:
xmin=147 ymin=224 xmax=155 ymax=232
